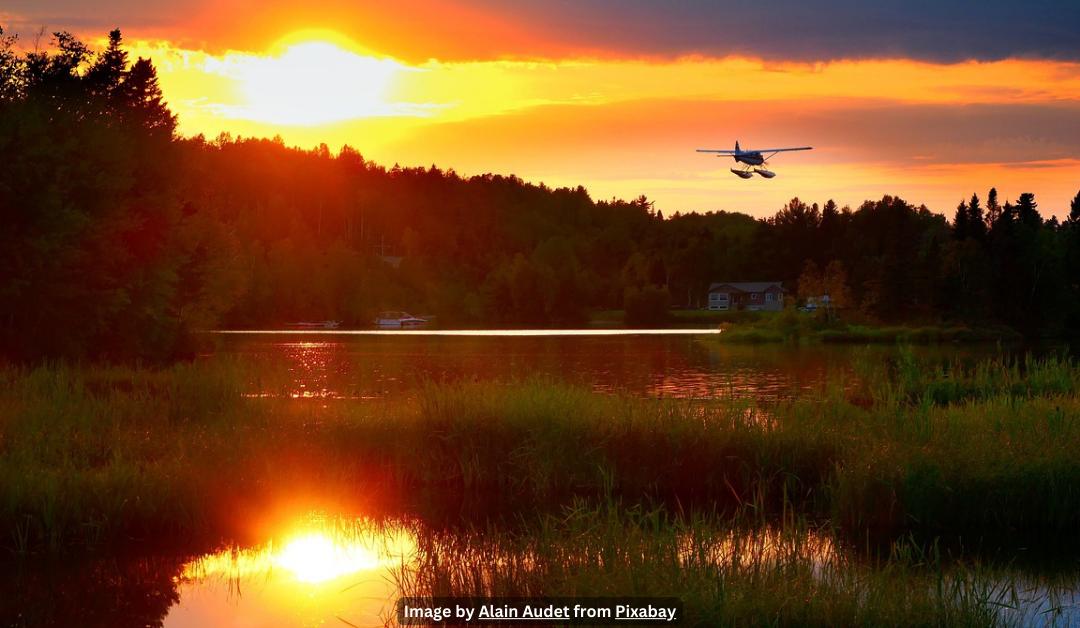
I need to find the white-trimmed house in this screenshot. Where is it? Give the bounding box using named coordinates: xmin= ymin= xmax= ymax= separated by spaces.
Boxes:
xmin=707 ymin=282 xmax=787 ymax=312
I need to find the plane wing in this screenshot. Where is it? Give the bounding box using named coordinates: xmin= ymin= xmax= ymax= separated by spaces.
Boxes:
xmin=696 ymin=147 xmax=812 ymax=154
xmin=755 ymin=147 xmax=813 ymax=153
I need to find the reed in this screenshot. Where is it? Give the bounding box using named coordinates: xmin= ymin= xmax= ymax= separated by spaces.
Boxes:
xmin=2 ymin=351 xmax=1079 ymax=554
xmin=388 ymin=497 xmax=1054 ymax=628
xmin=394 ymin=378 xmax=828 ymax=504
xmin=0 ymin=361 xmax=251 ymax=552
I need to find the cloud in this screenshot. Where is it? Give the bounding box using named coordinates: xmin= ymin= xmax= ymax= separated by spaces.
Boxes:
xmin=6 ymin=1 xmax=1078 ymax=218
xmin=366 ymin=94 xmax=1080 ymax=217
xmin=1 ymin=0 xmax=188 ymax=36
xmin=463 ymin=0 xmax=1080 ymax=63
xmin=6 ymin=0 xmax=1078 ymax=63
xmin=801 ymin=102 xmax=1080 ymax=170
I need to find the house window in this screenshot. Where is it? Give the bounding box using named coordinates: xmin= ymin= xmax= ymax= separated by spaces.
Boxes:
xmin=766 ymin=293 xmax=774 ymax=302
xmin=751 ymin=294 xmax=757 ymax=300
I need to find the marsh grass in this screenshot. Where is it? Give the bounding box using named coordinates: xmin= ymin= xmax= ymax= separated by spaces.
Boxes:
xmin=0 ymin=361 xmax=251 ymax=553
xmin=858 ymin=347 xmax=1080 ymax=405
xmin=398 ymin=379 xmax=831 ymax=508
xmin=2 ymin=351 xmax=1080 ymax=555
xmin=388 ymin=497 xmax=1064 ymax=628
xmin=815 ymin=325 xmax=1020 ymax=345
xmin=714 ymin=319 xmax=1023 ymax=346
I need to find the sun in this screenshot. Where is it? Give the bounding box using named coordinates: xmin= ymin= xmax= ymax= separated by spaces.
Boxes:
xmin=234 ymin=31 xmax=405 ymax=126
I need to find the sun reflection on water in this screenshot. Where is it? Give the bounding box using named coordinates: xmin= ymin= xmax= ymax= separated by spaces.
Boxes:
xmin=170 ymin=515 xmax=416 ymax=627
xmin=276 ymin=533 xmax=380 ymax=583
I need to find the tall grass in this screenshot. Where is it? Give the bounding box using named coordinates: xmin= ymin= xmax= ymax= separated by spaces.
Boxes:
xmin=0 ymin=360 xmax=251 ymax=552
xmin=389 ymin=497 xmax=1062 ymax=628
xmin=854 ymin=347 xmax=1080 ymax=405
xmin=393 ymin=378 xmax=832 ymax=509
xmin=2 ymin=351 xmax=1080 ymax=554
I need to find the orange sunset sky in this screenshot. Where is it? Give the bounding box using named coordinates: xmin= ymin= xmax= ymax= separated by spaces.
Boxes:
xmin=4 ymin=0 xmax=1080 ymax=218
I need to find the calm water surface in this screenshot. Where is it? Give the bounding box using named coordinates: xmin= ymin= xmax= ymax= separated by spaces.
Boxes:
xmin=213 ymin=328 xmax=924 ymax=401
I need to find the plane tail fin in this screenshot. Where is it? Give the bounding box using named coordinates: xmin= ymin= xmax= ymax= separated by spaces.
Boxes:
xmin=735 ymin=140 xmax=740 ymax=153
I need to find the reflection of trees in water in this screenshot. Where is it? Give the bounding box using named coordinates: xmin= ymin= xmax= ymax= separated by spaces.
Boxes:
xmin=0 ymin=553 xmax=188 ymax=628
xmin=232 ymin=333 xmax=901 ymax=401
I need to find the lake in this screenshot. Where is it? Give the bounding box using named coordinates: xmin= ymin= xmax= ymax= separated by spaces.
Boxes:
xmin=210 ymin=328 xmax=955 ymax=401
xmin=3 ymin=330 xmax=1077 ymax=627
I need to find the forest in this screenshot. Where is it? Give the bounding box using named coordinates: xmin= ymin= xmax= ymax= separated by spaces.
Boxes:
xmin=2 ymin=29 xmax=1080 ymax=361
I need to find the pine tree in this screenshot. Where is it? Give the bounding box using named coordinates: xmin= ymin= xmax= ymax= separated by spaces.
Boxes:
xmin=986 ymin=187 xmax=1002 ymax=229
xmin=966 ymin=193 xmax=986 ymax=243
xmin=952 ymin=200 xmax=969 ymax=240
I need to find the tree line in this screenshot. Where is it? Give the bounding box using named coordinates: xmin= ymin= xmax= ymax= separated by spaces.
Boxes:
xmin=2 ymin=29 xmax=1078 ymax=360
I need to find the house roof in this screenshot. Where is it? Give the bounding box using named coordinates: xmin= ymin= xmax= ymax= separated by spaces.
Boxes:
xmin=708 ymin=282 xmax=787 ymax=293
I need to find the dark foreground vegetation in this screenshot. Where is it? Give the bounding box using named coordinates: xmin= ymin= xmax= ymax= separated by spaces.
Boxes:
xmin=3 ymin=352 xmax=1080 ymax=625
xmin=389 ymin=502 xmax=1075 ymax=628
xmin=3 ymin=29 xmax=1080 ymax=362
xmin=2 ymin=351 xmax=1079 ymax=555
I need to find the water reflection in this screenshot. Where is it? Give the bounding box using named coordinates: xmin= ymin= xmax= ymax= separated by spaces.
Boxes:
xmin=0 ymin=553 xmax=184 ymax=628
xmin=169 ymin=514 xmax=415 ymax=627
xmin=216 ymin=331 xmax=902 ymax=402
xmin=3 ymin=514 xmax=1077 ymax=628
xmin=681 ymin=524 xmax=840 ymax=572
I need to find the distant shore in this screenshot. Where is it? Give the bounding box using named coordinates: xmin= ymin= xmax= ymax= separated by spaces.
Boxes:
xmin=592 ymin=308 xmax=1031 ymax=344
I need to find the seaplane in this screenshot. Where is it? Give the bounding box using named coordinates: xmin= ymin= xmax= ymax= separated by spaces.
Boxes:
xmin=697 ymin=141 xmax=812 ymax=179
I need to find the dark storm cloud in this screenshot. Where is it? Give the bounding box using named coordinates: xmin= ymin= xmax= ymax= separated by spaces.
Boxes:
xmin=481 ymin=0 xmax=1080 ymax=62
xmin=4 ymin=0 xmax=1077 ymax=61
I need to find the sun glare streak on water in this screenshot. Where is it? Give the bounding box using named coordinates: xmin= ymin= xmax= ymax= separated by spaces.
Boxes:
xmin=218 ymin=328 xmax=722 ymax=336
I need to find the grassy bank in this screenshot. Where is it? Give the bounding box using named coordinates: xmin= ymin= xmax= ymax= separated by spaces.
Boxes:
xmin=391 ymin=499 xmax=1066 ymax=628
xmin=707 ymin=308 xmax=1024 ymax=345
xmin=715 ymin=322 xmax=1024 ymax=345
xmin=2 ymin=352 xmax=1080 ymax=555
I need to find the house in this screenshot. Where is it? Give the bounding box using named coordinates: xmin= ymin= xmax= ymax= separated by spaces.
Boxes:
xmin=707 ymin=282 xmax=787 ymax=311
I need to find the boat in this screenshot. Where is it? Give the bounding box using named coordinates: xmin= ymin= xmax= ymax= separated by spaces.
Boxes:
xmin=374 ymin=311 xmax=427 ymax=328
xmin=289 ymin=320 xmax=341 ymax=328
